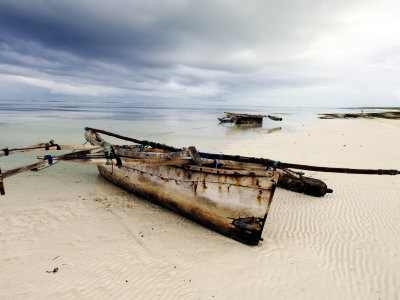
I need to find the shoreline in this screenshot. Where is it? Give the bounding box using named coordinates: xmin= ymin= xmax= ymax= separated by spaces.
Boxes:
xmin=319 ymin=111 xmax=400 ymax=120
xmin=0 ymin=118 xmax=399 ymax=299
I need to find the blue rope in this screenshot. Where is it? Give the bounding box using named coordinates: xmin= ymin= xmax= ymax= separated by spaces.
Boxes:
xmin=212 ymin=159 xmax=217 ymax=168
xmin=45 ymin=155 xmax=53 ymax=164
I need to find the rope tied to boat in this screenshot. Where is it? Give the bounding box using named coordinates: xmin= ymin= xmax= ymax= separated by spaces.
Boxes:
xmin=106 ymin=146 xmax=111 ymax=165
xmin=104 ymin=145 xmax=122 ymax=168
xmin=212 ymin=159 xmax=218 ymax=168
xmin=2 ymin=148 xmax=9 ymax=156
xmin=44 ymin=155 xmax=53 ymax=164
xmin=46 ymin=140 xmax=61 ymax=150
xmin=140 ymin=144 xmax=149 ymax=152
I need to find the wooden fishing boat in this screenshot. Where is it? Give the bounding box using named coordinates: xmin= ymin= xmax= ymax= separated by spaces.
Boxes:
xmin=1 ymin=127 xmax=398 ymax=245
xmin=219 ymin=112 xmax=282 ymax=124
xmin=84 ymin=129 xmax=280 ymax=245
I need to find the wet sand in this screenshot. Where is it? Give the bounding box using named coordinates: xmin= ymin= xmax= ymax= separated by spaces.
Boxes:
xmin=0 ymin=118 xmax=399 ymax=299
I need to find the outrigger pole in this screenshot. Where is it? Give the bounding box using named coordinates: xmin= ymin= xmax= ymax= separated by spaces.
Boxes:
xmin=84 ymin=127 xmax=399 ymax=176
xmin=0 ymin=127 xmax=397 ymax=198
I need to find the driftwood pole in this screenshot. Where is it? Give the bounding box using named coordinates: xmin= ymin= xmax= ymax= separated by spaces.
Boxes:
xmin=267 ymin=115 xmax=283 ymax=121
xmin=1 ymin=148 xmax=102 ymax=180
xmin=0 ymin=143 xmax=98 ymax=157
xmin=0 ymin=167 xmax=5 ymax=195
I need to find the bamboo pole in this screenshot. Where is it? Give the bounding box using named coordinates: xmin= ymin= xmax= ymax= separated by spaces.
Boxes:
xmin=38 ymin=156 xmax=192 ymax=167
xmin=1 ymin=148 xmax=103 ymax=180
xmin=199 ymin=154 xmax=400 ymax=175
xmin=85 ymin=127 xmax=181 ymax=152
xmin=0 ymin=143 xmax=100 ymax=157
xmin=2 ymin=160 xmax=49 ymax=179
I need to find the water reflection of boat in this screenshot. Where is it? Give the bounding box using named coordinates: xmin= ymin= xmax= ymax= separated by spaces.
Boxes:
xmin=220 ymin=123 xmax=282 ymax=134
xmin=267 ymin=127 xmax=282 ymax=134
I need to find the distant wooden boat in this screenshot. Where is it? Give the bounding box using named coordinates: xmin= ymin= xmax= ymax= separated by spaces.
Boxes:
xmin=219 ymin=112 xmax=282 ymax=124
xmin=224 ymin=112 xmax=265 ymax=124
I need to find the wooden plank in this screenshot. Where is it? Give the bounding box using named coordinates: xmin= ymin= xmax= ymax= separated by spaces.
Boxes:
xmin=182 ymin=165 xmax=275 ymax=177
xmin=115 ymin=148 xmax=188 ymax=160
xmin=188 ymin=146 xmax=202 ymax=166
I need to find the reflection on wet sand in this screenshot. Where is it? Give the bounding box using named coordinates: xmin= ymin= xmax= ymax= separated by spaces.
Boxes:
xmin=267 ymin=127 xmax=282 ymax=134
xmin=219 ymin=123 xmax=282 ymax=135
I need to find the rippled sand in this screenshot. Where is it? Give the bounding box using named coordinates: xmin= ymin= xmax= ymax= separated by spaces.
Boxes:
xmin=0 ymin=119 xmax=399 ymax=299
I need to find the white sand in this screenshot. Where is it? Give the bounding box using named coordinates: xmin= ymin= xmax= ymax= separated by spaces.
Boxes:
xmin=0 ymin=119 xmax=399 ymax=299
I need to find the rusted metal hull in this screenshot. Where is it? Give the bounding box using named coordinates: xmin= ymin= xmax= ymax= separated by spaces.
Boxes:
xmin=98 ymin=165 xmax=279 ymax=245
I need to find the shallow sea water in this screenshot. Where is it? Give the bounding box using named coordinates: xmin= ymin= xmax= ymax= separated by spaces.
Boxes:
xmin=0 ymin=99 xmax=370 ymax=178
xmin=1 ymin=100 xmax=399 ymax=299
xmin=0 ymin=99 xmax=366 ymax=148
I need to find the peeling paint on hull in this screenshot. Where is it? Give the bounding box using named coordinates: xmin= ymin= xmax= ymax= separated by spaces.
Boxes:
xmin=98 ymin=165 xmax=279 ymax=245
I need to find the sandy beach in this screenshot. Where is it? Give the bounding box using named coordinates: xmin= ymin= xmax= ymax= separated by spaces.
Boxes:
xmin=0 ymin=118 xmax=399 ymax=300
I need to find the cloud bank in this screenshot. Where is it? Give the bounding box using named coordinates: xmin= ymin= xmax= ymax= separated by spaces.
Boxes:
xmin=0 ymin=0 xmax=399 ymax=106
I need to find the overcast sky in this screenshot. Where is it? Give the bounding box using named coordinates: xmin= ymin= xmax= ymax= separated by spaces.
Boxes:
xmin=0 ymin=0 xmax=399 ymax=107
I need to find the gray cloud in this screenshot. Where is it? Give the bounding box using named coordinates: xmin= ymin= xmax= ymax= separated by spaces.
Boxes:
xmin=0 ymin=0 xmax=399 ymax=106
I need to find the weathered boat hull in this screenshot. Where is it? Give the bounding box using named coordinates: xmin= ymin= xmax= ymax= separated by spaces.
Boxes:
xmin=98 ymin=164 xmax=279 ymax=245
xmin=231 ymin=115 xmax=263 ymax=124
